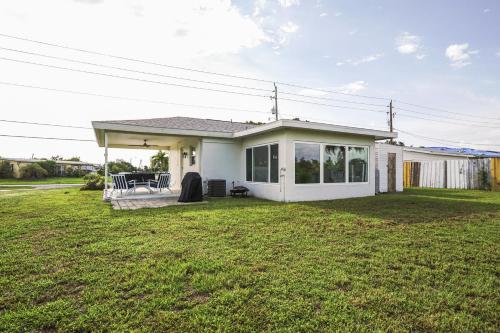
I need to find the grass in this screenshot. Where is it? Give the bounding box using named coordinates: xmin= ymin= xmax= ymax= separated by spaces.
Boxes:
xmin=0 ymin=188 xmax=498 ymax=332
xmin=0 ymin=177 xmax=84 ymax=185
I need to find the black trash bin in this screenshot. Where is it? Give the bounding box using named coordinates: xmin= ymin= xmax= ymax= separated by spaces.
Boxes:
xmin=178 ymin=172 xmax=203 ymax=202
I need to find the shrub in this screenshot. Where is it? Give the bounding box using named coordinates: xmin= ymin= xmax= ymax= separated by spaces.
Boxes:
xmin=98 ymin=160 xmax=136 ymax=175
xmin=37 ymin=160 xmax=57 ymax=177
xmin=66 ymin=167 xmax=85 ymax=177
xmin=20 ymin=163 xmax=48 ymax=179
xmin=0 ymin=160 xmax=14 ymax=178
xmin=80 ymin=173 xmax=105 ymax=190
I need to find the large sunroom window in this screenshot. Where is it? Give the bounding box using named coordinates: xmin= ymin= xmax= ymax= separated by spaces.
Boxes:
xmin=295 ymin=143 xmax=320 ymax=184
xmin=294 ymin=143 xmax=368 ymax=184
xmin=324 ymin=145 xmax=345 ymax=183
xmin=246 ymin=144 xmax=279 ymax=183
xmin=348 ymin=146 xmax=368 ymax=182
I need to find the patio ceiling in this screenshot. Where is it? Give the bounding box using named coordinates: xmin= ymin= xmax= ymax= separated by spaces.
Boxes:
xmin=100 ymin=131 xmax=189 ymax=150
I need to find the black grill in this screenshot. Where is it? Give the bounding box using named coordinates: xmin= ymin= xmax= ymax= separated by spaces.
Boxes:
xmin=207 ymin=179 xmax=226 ymax=197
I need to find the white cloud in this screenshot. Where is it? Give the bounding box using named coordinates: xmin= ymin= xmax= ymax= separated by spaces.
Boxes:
xmin=334 ymin=12 xmax=342 ymax=17
xmin=496 ymin=51 xmax=500 ymax=58
xmin=278 ymin=0 xmax=300 ymax=8
xmin=416 ymin=54 xmax=426 ymax=60
xmin=336 ymin=81 xmax=367 ymax=94
xmin=280 ymin=21 xmax=299 ymax=33
xmin=483 ymin=8 xmax=491 ymax=13
xmin=349 ymin=29 xmax=357 ymax=35
xmin=319 ymin=12 xmax=327 ymax=17
xmin=395 ymin=32 xmax=421 ymax=54
xmin=336 ymin=53 xmax=383 ymax=66
xmin=445 ymin=43 xmax=479 ymax=68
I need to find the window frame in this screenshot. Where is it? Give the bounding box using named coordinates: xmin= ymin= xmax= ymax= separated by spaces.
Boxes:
xmin=293 ymin=141 xmax=369 ymax=185
xmin=245 ymin=142 xmax=279 ymax=184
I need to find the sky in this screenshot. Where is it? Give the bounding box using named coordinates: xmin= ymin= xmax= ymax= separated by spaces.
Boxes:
xmin=0 ymin=0 xmax=499 ymax=165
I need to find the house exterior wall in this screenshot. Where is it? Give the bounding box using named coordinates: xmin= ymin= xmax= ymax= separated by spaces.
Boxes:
xmin=200 ymin=138 xmax=242 ymax=195
xmin=282 ymin=129 xmax=376 ymax=202
xmin=173 ymin=129 xmax=379 ymax=202
xmin=403 ymin=150 xmax=469 ymax=162
xmin=168 ymin=138 xmax=201 ymax=190
xmin=375 ymin=143 xmax=404 ymax=193
xmin=240 ymin=130 xmax=287 ymax=201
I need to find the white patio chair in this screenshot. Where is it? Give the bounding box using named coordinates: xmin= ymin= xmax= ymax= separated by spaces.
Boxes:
xmin=148 ymin=173 xmax=172 ymax=193
xmin=111 ymin=174 xmax=136 ymax=197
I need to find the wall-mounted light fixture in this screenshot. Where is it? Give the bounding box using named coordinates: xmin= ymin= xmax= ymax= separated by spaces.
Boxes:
xmin=182 ymin=151 xmax=188 ymax=158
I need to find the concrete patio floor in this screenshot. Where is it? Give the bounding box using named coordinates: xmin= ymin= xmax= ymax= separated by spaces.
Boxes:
xmin=106 ymin=188 xmax=206 ymax=210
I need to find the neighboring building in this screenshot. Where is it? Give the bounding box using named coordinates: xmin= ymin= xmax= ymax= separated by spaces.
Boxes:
xmin=424 ymin=147 xmax=500 ymax=158
xmin=0 ymin=157 xmax=98 ymax=178
xmin=403 ymin=146 xmax=475 ymax=162
xmin=92 ymin=116 xmax=397 ymax=202
xmin=375 ymin=143 xmax=403 ymax=193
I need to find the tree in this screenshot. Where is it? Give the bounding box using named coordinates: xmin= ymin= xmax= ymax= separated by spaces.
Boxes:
xmin=51 ymin=155 xmax=63 ymax=161
xmin=68 ymin=157 xmax=81 ymax=161
xmin=20 ymin=163 xmax=48 ymax=179
xmin=98 ymin=159 xmax=137 ymax=175
xmin=384 ymin=140 xmax=405 ymax=146
xmin=0 ymin=160 xmax=13 ymax=178
xmin=245 ymin=120 xmax=264 ymax=125
xmin=37 ymin=160 xmax=57 ymax=177
xmin=151 ymin=151 xmax=169 ymax=172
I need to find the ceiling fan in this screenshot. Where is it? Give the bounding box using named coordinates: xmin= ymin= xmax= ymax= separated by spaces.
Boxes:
xmin=128 ymin=139 xmax=159 ymax=148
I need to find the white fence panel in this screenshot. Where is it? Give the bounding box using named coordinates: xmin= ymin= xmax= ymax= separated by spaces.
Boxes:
xmin=447 ymin=160 xmax=468 ymax=189
xmin=419 ymin=160 xmax=444 ymax=188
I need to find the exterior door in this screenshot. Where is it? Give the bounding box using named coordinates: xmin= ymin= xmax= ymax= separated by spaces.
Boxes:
xmin=387 ymin=153 xmax=396 ymax=192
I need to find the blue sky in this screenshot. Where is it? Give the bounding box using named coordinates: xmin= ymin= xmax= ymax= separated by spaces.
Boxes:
xmin=0 ymin=0 xmax=498 ymax=163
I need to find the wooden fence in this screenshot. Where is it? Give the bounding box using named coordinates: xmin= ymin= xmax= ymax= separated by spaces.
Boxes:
xmin=404 ymin=158 xmax=497 ymax=190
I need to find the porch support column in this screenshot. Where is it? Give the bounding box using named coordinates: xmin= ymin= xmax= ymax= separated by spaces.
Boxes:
xmin=104 ymin=132 xmax=109 ymax=199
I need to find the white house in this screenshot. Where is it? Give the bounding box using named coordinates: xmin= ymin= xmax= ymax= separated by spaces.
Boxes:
xmin=92 ymin=117 xmax=397 ymax=202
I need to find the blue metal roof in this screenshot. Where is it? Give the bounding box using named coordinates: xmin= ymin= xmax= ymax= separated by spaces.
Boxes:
xmin=426 ymin=147 xmax=500 ymax=158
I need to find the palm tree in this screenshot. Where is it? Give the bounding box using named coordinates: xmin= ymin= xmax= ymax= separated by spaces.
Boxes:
xmin=151 ymin=151 xmax=169 ymax=172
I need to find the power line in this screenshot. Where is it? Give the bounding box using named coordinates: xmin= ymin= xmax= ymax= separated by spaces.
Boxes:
xmin=395 ymin=128 xmax=500 ymax=147
xmin=394 ymin=99 xmax=500 ymax=121
xmin=396 ymin=113 xmax=500 ymax=129
xmin=279 ymin=97 xmax=387 ymax=113
xmin=0 ymin=81 xmax=270 ymax=115
xmin=0 ymin=119 xmax=92 ymax=129
xmin=0 ymin=57 xmax=272 ymax=99
xmin=0 ymin=46 xmax=272 ymax=93
xmin=277 ymin=82 xmax=388 ymax=101
xmin=0 ymin=32 xmax=390 ymax=101
xmin=0 ymin=134 xmax=95 ymax=142
xmin=0 ymin=81 xmax=388 ymax=129
xmin=394 ymin=106 xmax=500 ymax=126
xmin=279 ymin=90 xmax=387 ymax=107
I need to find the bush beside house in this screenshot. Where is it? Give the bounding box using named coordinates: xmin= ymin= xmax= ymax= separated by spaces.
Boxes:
xmin=19 ymin=163 xmax=48 ymax=179
xmin=0 ymin=160 xmax=14 ymax=178
xmin=80 ymin=173 xmax=105 ymax=190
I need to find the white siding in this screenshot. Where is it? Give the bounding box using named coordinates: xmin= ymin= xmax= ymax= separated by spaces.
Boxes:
xmin=200 ymin=138 xmax=242 ymax=195
xmin=375 ymin=143 xmax=403 ymax=193
xmin=240 ymin=131 xmax=286 ymax=201
xmin=283 ymin=129 xmax=375 ymax=202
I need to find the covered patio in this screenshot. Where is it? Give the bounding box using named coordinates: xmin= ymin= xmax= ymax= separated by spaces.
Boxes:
xmin=92 ymin=120 xmax=202 ymax=201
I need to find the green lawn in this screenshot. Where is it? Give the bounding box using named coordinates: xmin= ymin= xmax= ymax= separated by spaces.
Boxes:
xmin=0 ymin=188 xmax=498 ymax=332
xmin=0 ymin=177 xmax=84 ymax=185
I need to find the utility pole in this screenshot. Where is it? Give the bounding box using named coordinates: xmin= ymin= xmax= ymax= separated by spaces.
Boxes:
xmin=272 ymin=82 xmax=278 ymax=121
xmin=388 ymin=99 xmax=394 ymax=144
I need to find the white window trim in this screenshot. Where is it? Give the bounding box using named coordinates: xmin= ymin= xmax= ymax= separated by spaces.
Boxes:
xmin=293 ymin=141 xmax=370 ymax=186
xmin=245 ymin=142 xmax=279 ymax=184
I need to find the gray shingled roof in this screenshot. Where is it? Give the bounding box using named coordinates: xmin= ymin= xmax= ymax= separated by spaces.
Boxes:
xmin=96 ymin=116 xmax=258 ymax=133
